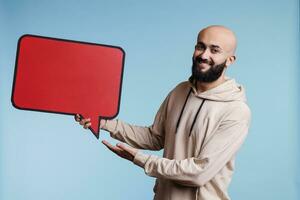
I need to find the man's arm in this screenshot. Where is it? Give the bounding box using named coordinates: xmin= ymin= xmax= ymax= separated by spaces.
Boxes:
xmin=134 ymin=106 xmax=251 ymax=187
xmin=101 ymin=119 xmax=164 ymax=150
xmin=104 ymin=105 xmax=251 ymax=187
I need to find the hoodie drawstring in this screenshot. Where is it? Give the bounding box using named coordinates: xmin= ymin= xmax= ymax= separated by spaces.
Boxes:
xmin=189 ymin=99 xmax=205 ymax=137
xmin=175 ymin=88 xmax=206 ymax=137
xmin=175 ymin=88 xmax=192 ymax=134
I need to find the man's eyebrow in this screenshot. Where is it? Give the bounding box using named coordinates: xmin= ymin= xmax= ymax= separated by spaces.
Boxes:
xmin=196 ymin=41 xmax=205 ymax=45
xmin=211 ymin=44 xmax=222 ymax=49
xmin=197 ymin=41 xmax=222 ymax=50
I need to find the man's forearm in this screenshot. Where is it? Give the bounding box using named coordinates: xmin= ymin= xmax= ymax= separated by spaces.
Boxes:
xmin=102 ymin=119 xmax=164 ymax=150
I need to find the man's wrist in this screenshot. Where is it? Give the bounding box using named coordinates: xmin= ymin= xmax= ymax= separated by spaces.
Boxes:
xmin=133 ymin=151 xmax=150 ymax=168
xmin=100 ymin=119 xmax=107 ymax=129
xmin=101 ymin=119 xmax=118 ymax=132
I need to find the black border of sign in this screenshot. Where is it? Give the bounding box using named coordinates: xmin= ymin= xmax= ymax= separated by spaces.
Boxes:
xmin=11 ymin=34 xmax=126 ymax=139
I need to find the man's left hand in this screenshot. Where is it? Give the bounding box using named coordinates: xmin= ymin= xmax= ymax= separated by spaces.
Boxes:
xmin=102 ymin=140 xmax=138 ymax=162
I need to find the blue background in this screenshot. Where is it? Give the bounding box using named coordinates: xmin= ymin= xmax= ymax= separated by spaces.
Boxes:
xmin=0 ymin=0 xmax=299 ymax=199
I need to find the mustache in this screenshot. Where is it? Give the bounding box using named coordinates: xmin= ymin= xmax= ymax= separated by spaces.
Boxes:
xmin=194 ymin=56 xmax=214 ymax=66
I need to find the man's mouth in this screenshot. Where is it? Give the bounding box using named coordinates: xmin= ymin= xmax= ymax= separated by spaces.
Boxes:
xmin=195 ymin=57 xmax=212 ymax=66
xmin=198 ymin=62 xmax=210 ymax=67
xmin=196 ymin=60 xmax=211 ymax=70
xmin=196 ymin=64 xmax=210 ymax=73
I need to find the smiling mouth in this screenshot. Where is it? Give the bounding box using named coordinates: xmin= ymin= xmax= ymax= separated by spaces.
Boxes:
xmin=196 ymin=57 xmax=212 ymax=65
xmin=197 ymin=62 xmax=211 ymax=70
xmin=199 ymin=62 xmax=210 ymax=66
xmin=194 ymin=56 xmax=213 ymax=70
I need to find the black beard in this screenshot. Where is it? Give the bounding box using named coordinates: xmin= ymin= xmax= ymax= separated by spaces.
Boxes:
xmin=191 ymin=57 xmax=226 ymax=83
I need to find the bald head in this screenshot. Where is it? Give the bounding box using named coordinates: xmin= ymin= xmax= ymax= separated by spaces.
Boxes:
xmin=198 ymin=25 xmax=237 ymax=55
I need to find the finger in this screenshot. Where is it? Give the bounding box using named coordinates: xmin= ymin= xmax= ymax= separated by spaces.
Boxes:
xmin=84 ymin=122 xmax=91 ymax=129
xmin=117 ymin=143 xmax=137 ymax=159
xmin=79 ymin=118 xmax=91 ymax=125
xmin=116 ymin=143 xmax=127 ymax=151
xmin=102 ymin=140 xmax=116 ymax=150
xmin=79 ymin=118 xmax=90 ymax=125
xmin=117 ymin=143 xmax=133 ymax=152
xmin=102 ymin=140 xmax=122 ymax=154
xmin=75 ymin=114 xmax=82 ymax=122
xmin=103 ymin=141 xmax=134 ymax=161
xmin=116 ymin=143 xmax=136 ymax=160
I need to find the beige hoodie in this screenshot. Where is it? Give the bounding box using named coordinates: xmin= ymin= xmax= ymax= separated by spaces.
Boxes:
xmin=102 ymin=77 xmax=251 ymax=200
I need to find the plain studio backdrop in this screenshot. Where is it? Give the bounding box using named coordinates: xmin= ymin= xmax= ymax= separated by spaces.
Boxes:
xmin=0 ymin=0 xmax=299 ymax=199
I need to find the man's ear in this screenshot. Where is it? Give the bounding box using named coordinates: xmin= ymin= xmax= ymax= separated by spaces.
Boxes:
xmin=226 ymin=55 xmax=236 ymax=66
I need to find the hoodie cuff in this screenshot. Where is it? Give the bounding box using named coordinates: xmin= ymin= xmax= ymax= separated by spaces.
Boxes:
xmin=101 ymin=119 xmax=118 ymax=133
xmin=133 ymin=151 xmax=150 ymax=168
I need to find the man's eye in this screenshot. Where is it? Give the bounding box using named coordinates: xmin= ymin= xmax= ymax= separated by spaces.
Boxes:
xmin=211 ymin=49 xmax=219 ymax=54
xmin=195 ymin=44 xmax=205 ymax=50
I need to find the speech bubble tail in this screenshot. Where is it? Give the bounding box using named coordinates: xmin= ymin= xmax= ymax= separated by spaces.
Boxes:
xmin=89 ymin=115 xmax=100 ymax=139
xmin=79 ymin=114 xmax=100 ymax=139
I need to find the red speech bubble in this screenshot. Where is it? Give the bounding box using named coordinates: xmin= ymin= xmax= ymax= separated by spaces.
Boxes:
xmin=12 ymin=35 xmax=125 ymax=138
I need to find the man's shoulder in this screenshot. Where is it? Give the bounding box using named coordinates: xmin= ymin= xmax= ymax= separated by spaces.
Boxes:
xmin=223 ymin=101 xmax=251 ymax=122
xmin=162 ymin=81 xmax=191 ymax=104
xmin=171 ymin=80 xmax=191 ymax=93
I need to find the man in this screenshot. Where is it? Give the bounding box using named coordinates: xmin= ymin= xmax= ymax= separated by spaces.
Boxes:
xmin=75 ymin=25 xmax=251 ymax=200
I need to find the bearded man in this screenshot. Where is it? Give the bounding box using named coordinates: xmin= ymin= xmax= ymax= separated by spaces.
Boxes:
xmin=76 ymin=25 xmax=251 ymax=200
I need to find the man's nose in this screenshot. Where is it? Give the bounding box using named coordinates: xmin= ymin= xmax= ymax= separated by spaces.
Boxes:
xmin=199 ymin=49 xmax=210 ymax=60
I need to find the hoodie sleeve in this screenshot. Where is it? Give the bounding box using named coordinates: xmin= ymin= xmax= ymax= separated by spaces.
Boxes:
xmin=132 ymin=105 xmax=251 ymax=187
xmin=101 ymin=93 xmax=170 ymax=151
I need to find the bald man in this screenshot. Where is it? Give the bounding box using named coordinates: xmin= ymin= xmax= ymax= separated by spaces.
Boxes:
xmin=76 ymin=25 xmax=251 ymax=200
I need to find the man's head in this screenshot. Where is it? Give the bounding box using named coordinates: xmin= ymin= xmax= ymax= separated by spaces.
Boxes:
xmin=192 ymin=25 xmax=237 ymax=83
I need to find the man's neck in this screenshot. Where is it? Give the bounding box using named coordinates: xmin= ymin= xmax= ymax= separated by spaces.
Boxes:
xmin=196 ymin=76 xmax=226 ymax=93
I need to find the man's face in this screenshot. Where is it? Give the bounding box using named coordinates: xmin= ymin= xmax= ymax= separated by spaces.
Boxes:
xmin=192 ymin=55 xmax=226 ymax=83
xmin=192 ymin=28 xmax=234 ymax=83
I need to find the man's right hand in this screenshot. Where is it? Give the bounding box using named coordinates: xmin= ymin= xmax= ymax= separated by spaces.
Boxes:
xmin=75 ymin=114 xmax=105 ymax=129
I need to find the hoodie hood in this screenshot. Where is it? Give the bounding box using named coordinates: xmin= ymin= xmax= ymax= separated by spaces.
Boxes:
xmin=188 ymin=76 xmax=247 ymax=102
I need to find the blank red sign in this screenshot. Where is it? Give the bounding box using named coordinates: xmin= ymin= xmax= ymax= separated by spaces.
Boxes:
xmin=12 ymin=35 xmax=125 ymax=138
